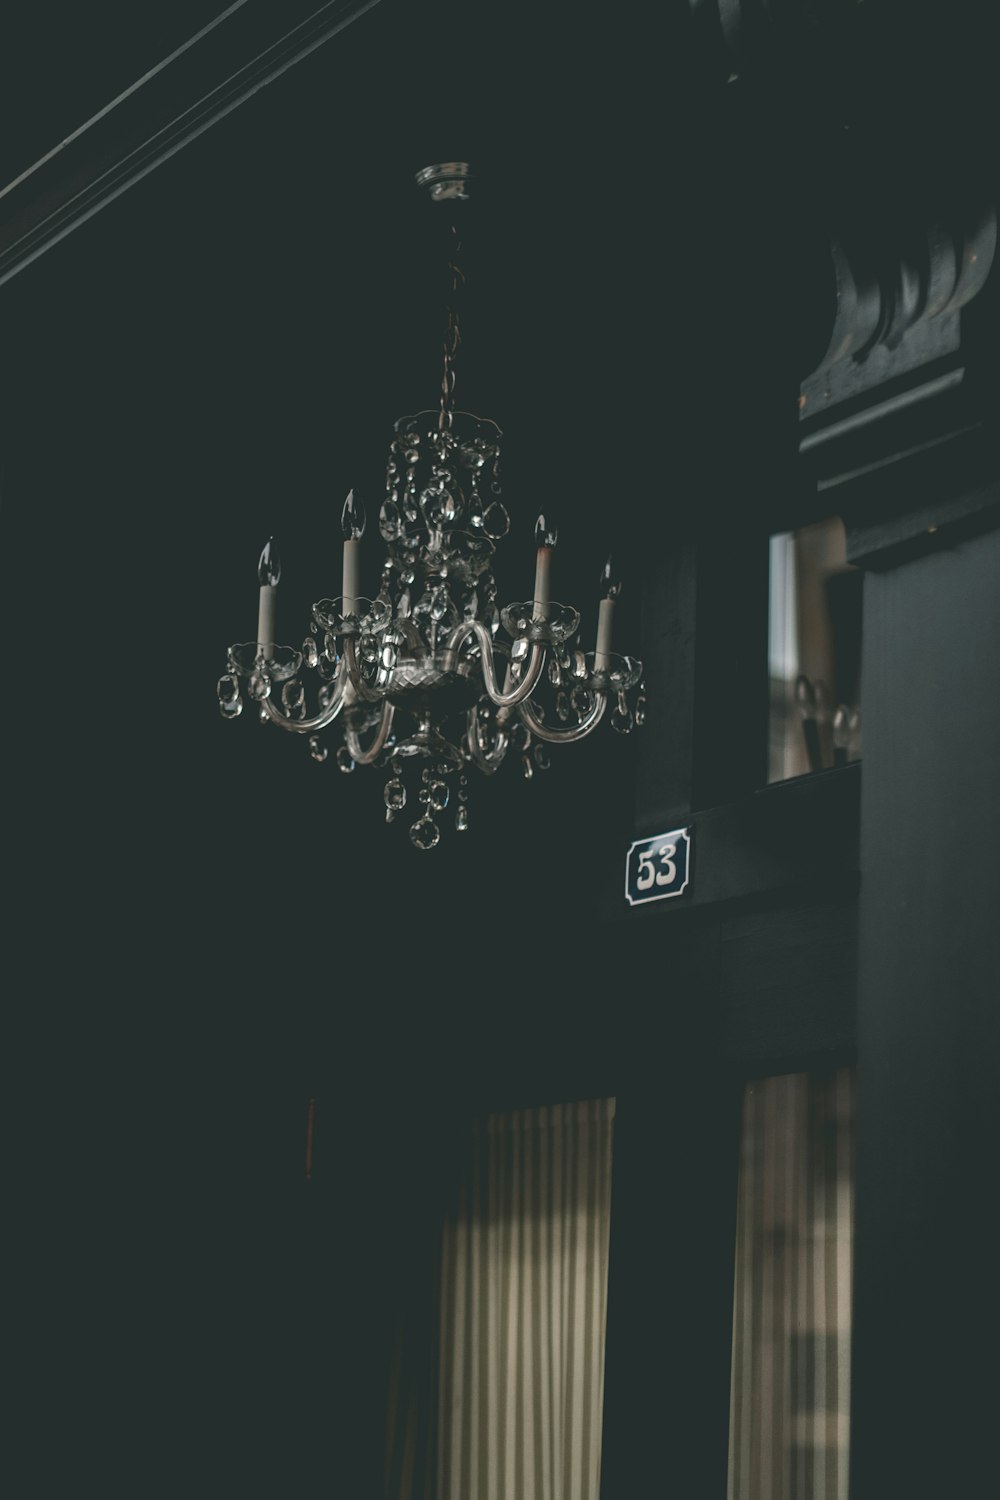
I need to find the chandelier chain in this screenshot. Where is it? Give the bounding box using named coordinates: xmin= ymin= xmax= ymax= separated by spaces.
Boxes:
xmin=439 ymin=222 xmax=464 ymax=432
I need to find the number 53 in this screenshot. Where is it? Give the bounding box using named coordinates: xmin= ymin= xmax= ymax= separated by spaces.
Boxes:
xmin=636 ymin=843 xmax=677 ymax=890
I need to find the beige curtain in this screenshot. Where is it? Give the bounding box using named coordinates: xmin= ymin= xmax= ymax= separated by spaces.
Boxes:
xmin=436 ymin=1098 xmax=615 ymax=1500
xmin=727 ymin=1067 xmax=856 ymax=1500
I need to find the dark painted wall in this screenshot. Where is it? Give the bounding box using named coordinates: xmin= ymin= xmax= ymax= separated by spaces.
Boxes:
xmin=1 ymin=7 xmax=652 ymax=1490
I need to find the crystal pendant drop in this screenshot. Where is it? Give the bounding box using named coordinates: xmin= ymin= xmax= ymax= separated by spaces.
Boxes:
xmin=248 ymin=669 xmax=271 ymax=701
xmin=409 ymin=816 xmax=441 ymax=851
xmin=420 ymin=479 xmax=458 ymax=527
xmin=427 ymin=779 xmax=449 ymax=811
xmin=384 ymin=778 xmax=406 ymax=811
xmin=611 ymin=689 xmax=634 ymax=735
xmin=308 ymin=735 xmax=328 ymax=762
xmin=336 ymin=746 xmax=356 ymax=773
xmin=217 ymin=674 xmax=242 ymax=718
xmin=282 ymin=679 xmax=305 ymax=714
xmin=379 ymin=499 xmax=402 ymax=540
xmin=455 ymin=805 xmax=469 ymax=832
xmin=533 ymin=744 xmax=551 ymax=770
xmin=481 ymin=500 xmax=510 ymax=539
xmin=556 ymin=690 xmax=571 ymax=722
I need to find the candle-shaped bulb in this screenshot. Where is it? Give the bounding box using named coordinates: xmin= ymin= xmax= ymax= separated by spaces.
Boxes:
xmin=257 ymin=538 xmax=280 ymax=659
xmin=600 ymin=554 xmax=622 ymax=600
xmin=594 ymin=553 xmax=619 ymax=669
xmin=341 ymin=489 xmax=366 ymax=541
xmin=257 ymin=537 xmax=281 ymax=586
xmin=534 ymin=513 xmax=558 ymax=550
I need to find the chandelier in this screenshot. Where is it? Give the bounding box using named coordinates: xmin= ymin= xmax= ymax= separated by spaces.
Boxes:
xmin=216 ymin=162 xmax=645 ymax=849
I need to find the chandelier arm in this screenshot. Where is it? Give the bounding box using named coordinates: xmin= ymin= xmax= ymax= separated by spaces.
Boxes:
xmin=342 ymin=636 xmax=388 ymax=703
xmin=485 ymin=640 xmax=545 ymax=706
xmin=261 ymin=677 xmax=348 ymax=732
xmin=464 ymin=705 xmax=509 ymax=774
xmin=343 ymin=702 xmax=396 ymax=764
xmin=444 ymin=620 xmax=546 ymax=707
xmin=517 ymin=691 xmax=608 ymax=743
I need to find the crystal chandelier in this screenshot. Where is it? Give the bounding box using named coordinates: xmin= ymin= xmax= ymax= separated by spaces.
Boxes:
xmin=216 ymin=163 xmax=644 ymax=849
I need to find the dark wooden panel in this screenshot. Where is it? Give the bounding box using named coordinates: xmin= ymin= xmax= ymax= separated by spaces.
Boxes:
xmin=599 ymin=925 xmax=741 ymax=1498
xmin=851 ymin=525 xmax=1000 ymax=1496
xmin=718 ymin=896 xmax=858 ymax=1071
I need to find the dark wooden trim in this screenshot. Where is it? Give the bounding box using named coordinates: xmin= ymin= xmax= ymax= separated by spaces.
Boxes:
xmin=838 ymin=428 xmax=1000 ymax=569
xmin=0 ymin=0 xmax=383 ymax=289
xmin=618 ymin=761 xmax=860 ymax=921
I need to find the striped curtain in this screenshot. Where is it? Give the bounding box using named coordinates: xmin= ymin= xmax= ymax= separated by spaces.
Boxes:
xmin=727 ymin=1067 xmax=856 ymax=1500
xmin=437 ymin=1099 xmax=615 ymax=1500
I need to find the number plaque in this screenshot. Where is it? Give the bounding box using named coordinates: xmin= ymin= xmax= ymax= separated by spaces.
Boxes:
xmin=625 ymin=827 xmax=692 ymax=906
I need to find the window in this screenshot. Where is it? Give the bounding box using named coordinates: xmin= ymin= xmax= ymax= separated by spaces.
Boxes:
xmin=768 ymin=517 xmax=862 ymax=783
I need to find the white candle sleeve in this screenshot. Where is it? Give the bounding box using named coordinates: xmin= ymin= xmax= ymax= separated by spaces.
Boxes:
xmin=533 ymin=546 xmax=553 ymax=620
xmin=342 ymin=539 xmax=362 ymax=617
xmin=257 ymin=584 xmax=277 ymax=660
xmin=595 ymin=597 xmax=615 ymax=669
